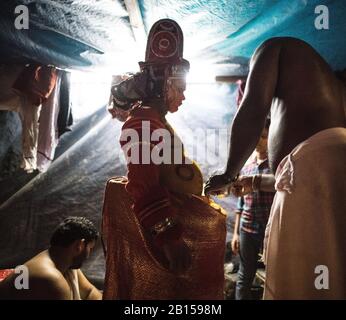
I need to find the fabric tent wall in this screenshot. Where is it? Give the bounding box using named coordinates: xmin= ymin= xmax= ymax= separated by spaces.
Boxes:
xmin=0 ymin=0 xmax=137 ymax=71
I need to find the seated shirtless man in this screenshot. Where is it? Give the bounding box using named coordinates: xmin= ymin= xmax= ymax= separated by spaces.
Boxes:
xmin=0 ymin=217 xmax=102 ymax=300
xmin=205 ymin=37 xmax=346 ymax=299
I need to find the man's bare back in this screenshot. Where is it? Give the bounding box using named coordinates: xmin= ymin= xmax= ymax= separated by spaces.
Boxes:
xmin=263 ymin=37 xmax=346 ymax=170
xmin=205 ymin=37 xmax=346 ymax=194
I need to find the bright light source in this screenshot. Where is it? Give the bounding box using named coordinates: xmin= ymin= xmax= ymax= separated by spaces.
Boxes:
xmin=70 ymin=70 xmax=112 ymax=120
xmin=186 ymin=60 xmax=216 ymax=84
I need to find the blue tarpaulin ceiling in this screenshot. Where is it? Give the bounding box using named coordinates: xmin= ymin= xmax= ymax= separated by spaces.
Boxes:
xmin=0 ymin=0 xmax=345 ymax=71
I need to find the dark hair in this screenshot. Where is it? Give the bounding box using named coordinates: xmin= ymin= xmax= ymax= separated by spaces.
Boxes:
xmin=50 ymin=217 xmax=99 ymax=248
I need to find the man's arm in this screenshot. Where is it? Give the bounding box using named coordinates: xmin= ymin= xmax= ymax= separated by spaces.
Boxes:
xmin=231 ymin=209 xmax=242 ymax=255
xmin=231 ymin=196 xmax=244 ymax=255
xmin=225 ymin=39 xmax=281 ymax=178
xmin=231 ymin=174 xmax=276 ymax=196
xmin=205 ymin=39 xmax=282 ymax=194
xmin=77 ymin=269 xmax=102 ymax=300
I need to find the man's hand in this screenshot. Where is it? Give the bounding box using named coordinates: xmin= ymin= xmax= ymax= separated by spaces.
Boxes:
xmin=231 ymin=175 xmax=253 ymax=197
xmin=162 ymin=240 xmax=191 ymax=274
xmin=204 ymin=173 xmax=230 ymax=195
xmin=231 ymin=233 xmax=240 ymax=255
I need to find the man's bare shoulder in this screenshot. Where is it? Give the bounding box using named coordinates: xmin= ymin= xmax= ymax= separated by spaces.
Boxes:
xmin=31 ymin=266 xmax=65 ymax=283
xmin=27 ymin=254 xmax=68 ymax=288
xmin=258 ymin=37 xmax=310 ymax=49
xmin=251 ymin=37 xmax=311 ymax=62
xmin=251 ymin=36 xmax=335 ymax=92
xmin=249 ymin=37 xmax=287 ymax=70
xmin=25 ymin=250 xmax=59 ymax=277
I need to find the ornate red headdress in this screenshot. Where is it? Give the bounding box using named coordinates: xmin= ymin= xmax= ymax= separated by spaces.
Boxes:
xmin=142 ymin=18 xmax=185 ymax=66
xmin=111 ymin=19 xmax=189 ymax=112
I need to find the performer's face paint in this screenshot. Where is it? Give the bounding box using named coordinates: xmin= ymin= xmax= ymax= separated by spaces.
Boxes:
xmin=167 ymin=78 xmax=186 ymax=113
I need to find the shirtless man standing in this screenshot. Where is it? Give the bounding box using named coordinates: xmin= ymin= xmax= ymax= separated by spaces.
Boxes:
xmin=0 ymin=217 xmax=102 ymax=300
xmin=205 ymin=37 xmax=346 ymax=299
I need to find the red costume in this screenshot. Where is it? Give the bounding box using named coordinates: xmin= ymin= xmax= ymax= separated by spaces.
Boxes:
xmin=102 ymin=107 xmax=227 ymax=299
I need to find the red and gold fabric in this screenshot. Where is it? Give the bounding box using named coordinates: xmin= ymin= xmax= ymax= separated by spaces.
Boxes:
xmin=102 ymin=106 xmax=227 ymax=299
xmin=102 ymin=177 xmax=226 ymax=300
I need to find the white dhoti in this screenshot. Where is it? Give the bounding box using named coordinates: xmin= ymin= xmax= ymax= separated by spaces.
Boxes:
xmin=264 ymin=127 xmax=346 ymax=299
